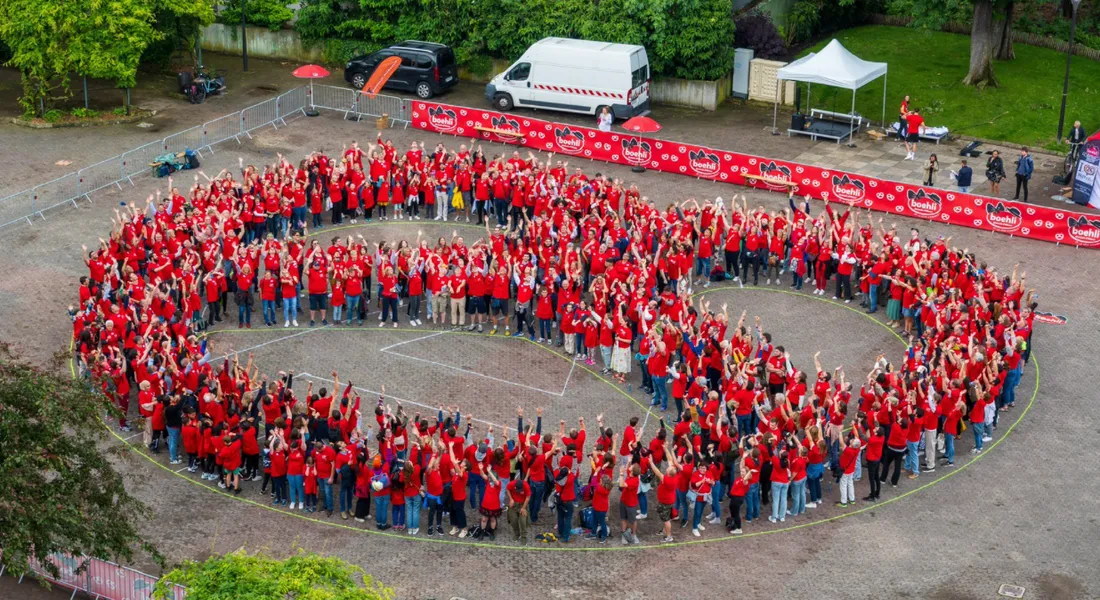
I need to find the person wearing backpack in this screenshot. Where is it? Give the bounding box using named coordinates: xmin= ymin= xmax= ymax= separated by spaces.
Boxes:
xmin=1013 ymin=148 xmax=1034 ymax=203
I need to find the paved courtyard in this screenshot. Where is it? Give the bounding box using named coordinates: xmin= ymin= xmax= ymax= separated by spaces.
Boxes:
xmin=0 ymin=65 xmax=1098 ymax=600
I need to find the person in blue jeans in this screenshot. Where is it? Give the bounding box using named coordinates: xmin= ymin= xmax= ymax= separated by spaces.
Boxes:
xmin=769 ymin=456 xmax=790 ymax=523
xmin=468 ymin=443 xmax=489 ymax=510
xmin=529 ymin=479 xmax=545 ymax=524
xmin=373 ymin=470 xmax=391 ymax=529
xmin=746 ymin=481 xmax=761 ymax=522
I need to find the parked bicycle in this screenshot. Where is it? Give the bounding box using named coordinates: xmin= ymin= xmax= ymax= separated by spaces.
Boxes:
xmin=179 ymin=67 xmax=227 ymax=104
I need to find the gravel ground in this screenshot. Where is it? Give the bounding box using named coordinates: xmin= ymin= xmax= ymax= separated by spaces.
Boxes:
xmin=0 ymin=109 xmax=1095 ymax=600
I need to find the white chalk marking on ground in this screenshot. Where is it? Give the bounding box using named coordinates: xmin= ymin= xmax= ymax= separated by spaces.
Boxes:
xmin=175 ymin=467 xmax=189 ymax=473
xmin=214 ymin=325 xmax=330 ymax=360
xmin=639 ymin=403 xmax=652 ymax=438
xmin=296 ymin=373 xmax=509 ymax=430
xmin=559 ymin=355 xmax=578 ymax=396
xmin=378 ymin=330 xmax=445 ymax=352
xmin=381 ymin=348 xmax=566 ymax=397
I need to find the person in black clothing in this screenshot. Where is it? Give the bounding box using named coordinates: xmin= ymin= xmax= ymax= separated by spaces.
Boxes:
xmin=165 ymin=395 xmax=184 ymax=465
xmin=985 ymin=150 xmax=1005 ymax=197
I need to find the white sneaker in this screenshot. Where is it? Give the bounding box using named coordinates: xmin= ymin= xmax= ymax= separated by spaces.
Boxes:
xmin=292 ymin=320 xmax=298 ymax=327
xmin=766 ymin=279 xmax=771 ymax=284
xmin=636 ymin=512 xmax=647 ymax=520
xmin=298 ymin=502 xmax=304 ymax=510
xmin=708 ymin=516 xmax=721 ymax=524
xmin=284 ymin=320 xmax=290 ymax=328
xmin=692 ymin=528 xmax=701 ymax=537
xmin=698 ymin=524 xmax=705 ymax=531
xmin=982 ymin=436 xmax=993 ymax=442
xmin=411 ymin=320 xmax=418 ymax=327
xmin=731 ymin=528 xmax=742 ymax=534
xmin=379 ymin=322 xmax=385 ymax=328
xmin=449 ymin=526 xmax=459 ymax=536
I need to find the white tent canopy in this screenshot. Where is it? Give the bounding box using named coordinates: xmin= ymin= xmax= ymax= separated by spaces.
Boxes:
xmin=773 ymin=39 xmax=889 ymax=142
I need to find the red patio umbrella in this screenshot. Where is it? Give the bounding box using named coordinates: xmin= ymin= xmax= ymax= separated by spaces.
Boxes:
xmin=622 ymin=115 xmax=662 ymax=133
xmin=292 ymin=64 xmax=330 ymax=116
xmin=621 ymin=115 xmax=661 ymax=172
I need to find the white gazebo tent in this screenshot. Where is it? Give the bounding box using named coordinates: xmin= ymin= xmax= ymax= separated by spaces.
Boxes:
xmin=773 ymin=39 xmax=888 ymax=144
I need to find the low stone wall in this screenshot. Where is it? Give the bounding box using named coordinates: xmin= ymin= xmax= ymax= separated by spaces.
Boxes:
xmin=650 ymin=74 xmax=732 ymax=111
xmin=201 ymin=24 xmax=324 ymax=62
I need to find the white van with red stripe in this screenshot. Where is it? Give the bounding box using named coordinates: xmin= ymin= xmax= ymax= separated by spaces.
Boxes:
xmin=485 ymin=37 xmax=650 ymax=121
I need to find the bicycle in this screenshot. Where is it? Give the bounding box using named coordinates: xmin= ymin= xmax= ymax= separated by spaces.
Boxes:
xmin=1064 ymin=141 xmax=1082 ymax=177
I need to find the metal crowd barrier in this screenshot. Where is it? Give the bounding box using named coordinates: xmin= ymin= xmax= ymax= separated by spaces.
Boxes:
xmin=2 ymin=551 xmax=187 ymax=600
xmin=0 ymin=85 xmax=410 ymax=231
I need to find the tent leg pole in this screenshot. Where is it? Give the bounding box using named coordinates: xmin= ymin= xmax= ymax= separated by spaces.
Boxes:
xmin=880 ymin=72 xmax=888 ymax=129
xmin=848 ymin=90 xmax=856 ymax=147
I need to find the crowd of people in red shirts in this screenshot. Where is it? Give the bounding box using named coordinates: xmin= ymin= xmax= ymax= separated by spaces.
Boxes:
xmin=71 ymin=133 xmax=1037 ymax=544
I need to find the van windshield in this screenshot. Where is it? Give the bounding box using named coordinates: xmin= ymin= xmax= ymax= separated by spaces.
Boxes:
xmin=437 ymin=49 xmax=456 ymax=68
xmin=631 ymin=65 xmax=648 ymax=89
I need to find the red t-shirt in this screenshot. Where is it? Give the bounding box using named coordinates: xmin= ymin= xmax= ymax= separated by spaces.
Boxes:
xmin=620 ymin=476 xmax=640 ymax=507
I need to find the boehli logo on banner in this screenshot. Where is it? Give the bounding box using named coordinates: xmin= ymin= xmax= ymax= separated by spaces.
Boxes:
xmin=906 ymin=189 xmax=943 ymax=218
xmin=984 ymin=202 xmax=1023 ymax=233
xmin=688 ymin=149 xmax=721 ymax=177
xmin=621 ymin=138 xmax=653 ymax=166
xmin=831 ymin=174 xmax=866 ymax=203
xmin=427 ymin=106 xmax=458 ymax=132
xmin=757 ymin=161 xmax=793 ymax=191
xmin=1067 ymin=215 xmax=1100 ymax=245
xmin=553 ymin=126 xmax=586 ymax=155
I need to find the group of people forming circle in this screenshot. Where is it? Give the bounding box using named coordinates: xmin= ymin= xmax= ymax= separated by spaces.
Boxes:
xmin=73 ymin=132 xmax=1038 ymax=545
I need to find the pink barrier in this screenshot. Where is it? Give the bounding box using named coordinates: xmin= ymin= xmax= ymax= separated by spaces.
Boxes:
xmin=13 ymin=551 xmax=186 ymax=600
xmin=411 ymin=101 xmax=1100 ymax=249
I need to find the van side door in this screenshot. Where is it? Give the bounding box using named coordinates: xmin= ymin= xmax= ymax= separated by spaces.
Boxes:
xmin=392 ymin=52 xmax=421 ymax=91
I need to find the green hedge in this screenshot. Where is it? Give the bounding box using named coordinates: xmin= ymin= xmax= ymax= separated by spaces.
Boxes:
xmin=296 ymin=0 xmax=736 ymax=81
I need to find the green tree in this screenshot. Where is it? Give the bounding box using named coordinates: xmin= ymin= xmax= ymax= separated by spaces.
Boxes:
xmin=890 ymin=0 xmax=1018 ymax=86
xmin=218 ymin=0 xmax=295 ymax=32
xmin=0 ymin=0 xmax=163 ymax=116
xmin=142 ymin=0 xmax=217 ymax=69
xmin=153 ymin=551 xmax=394 ymax=600
xmin=0 ymin=343 xmax=156 ymax=580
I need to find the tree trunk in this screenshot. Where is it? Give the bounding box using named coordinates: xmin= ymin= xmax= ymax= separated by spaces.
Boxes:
xmin=732 ymin=0 xmax=767 ymax=19
xmin=995 ymin=1 xmax=1015 ymax=60
xmin=963 ymin=0 xmax=998 ymax=87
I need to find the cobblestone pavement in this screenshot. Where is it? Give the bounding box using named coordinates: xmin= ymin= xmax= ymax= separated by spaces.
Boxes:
xmin=0 ymin=91 xmax=1096 ymax=600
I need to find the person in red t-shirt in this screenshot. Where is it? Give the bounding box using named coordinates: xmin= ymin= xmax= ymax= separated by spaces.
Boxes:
xmin=618 ymin=463 xmax=642 ymax=545
xmin=648 ymin=446 xmax=681 ymax=543
xmin=837 ymin=433 xmax=860 ymax=506
xmin=904 ymin=108 xmax=925 ymax=160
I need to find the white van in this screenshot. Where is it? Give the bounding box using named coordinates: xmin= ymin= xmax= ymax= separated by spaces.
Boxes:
xmin=485 ymin=37 xmax=650 ymax=120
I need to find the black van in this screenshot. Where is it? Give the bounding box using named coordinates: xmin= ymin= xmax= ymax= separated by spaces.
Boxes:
xmin=344 ymin=41 xmax=458 ymax=99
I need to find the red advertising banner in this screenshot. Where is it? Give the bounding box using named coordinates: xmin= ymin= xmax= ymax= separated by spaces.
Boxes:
xmin=411 ymin=101 xmax=1100 ymax=249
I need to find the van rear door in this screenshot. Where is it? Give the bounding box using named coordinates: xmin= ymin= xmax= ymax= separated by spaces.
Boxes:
xmin=627 ymin=49 xmax=650 ymax=110
xmin=436 ymin=47 xmax=458 ymax=86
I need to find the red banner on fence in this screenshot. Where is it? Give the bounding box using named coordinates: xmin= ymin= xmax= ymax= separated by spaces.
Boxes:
xmin=411 ymin=101 xmax=1100 ymax=249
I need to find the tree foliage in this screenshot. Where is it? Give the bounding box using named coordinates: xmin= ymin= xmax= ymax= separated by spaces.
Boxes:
xmin=0 ymin=343 xmax=156 ymax=580
xmin=153 ymin=551 xmax=394 ymax=600
xmin=297 ymin=0 xmax=736 ymax=80
xmin=0 ymin=0 xmax=209 ymax=115
xmin=217 ymin=0 xmax=294 ymax=31
xmin=141 ymin=0 xmax=216 ymax=68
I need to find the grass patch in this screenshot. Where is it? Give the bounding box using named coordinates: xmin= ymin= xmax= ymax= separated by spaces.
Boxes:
xmin=796 ymin=25 xmax=1100 ymax=151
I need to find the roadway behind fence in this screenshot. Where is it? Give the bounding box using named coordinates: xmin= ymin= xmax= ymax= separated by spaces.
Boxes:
xmin=0 ymin=85 xmax=409 ymax=232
